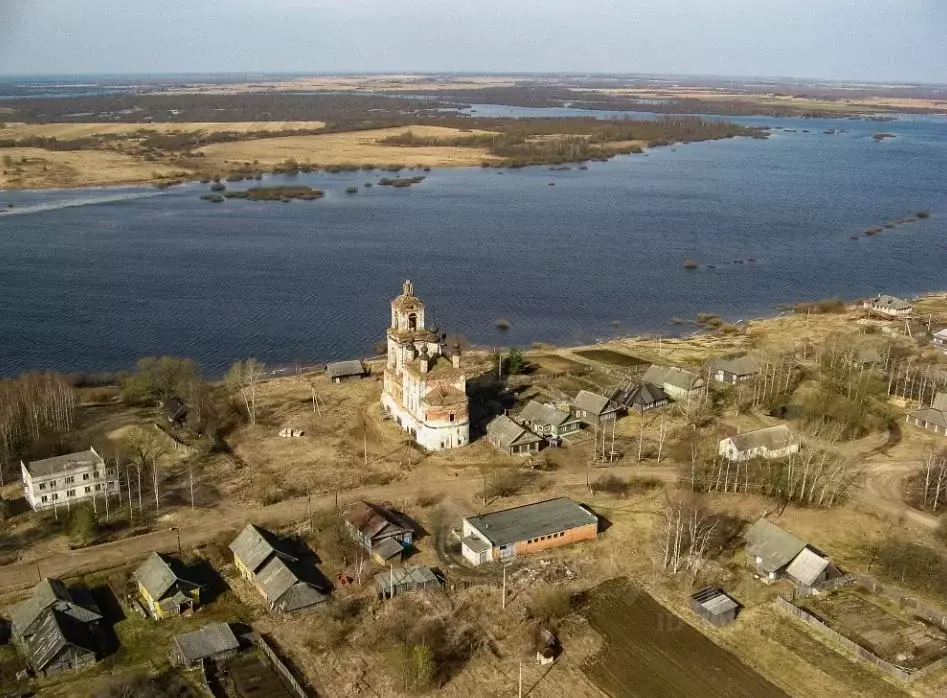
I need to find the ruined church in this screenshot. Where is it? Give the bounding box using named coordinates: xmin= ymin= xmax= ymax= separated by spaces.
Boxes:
xmin=381 ymin=281 xmax=469 ymax=451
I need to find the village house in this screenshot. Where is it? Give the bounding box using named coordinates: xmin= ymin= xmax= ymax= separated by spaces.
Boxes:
xmin=327 ymin=359 xmax=366 ymax=383
xmin=375 ymin=565 xmax=442 ymax=599
xmin=643 ymin=365 xmax=706 ymax=403
xmin=864 ymin=294 xmax=913 ymax=318
xmin=343 ymin=500 xmax=415 ymax=564
xmin=485 ymin=414 xmax=543 ymax=456
xmin=170 ymin=622 xmax=240 ymax=668
xmin=706 ymin=356 xmax=760 ymax=384
xmin=690 ymin=587 xmax=740 ymax=627
xmin=11 ymin=578 xmax=104 ymax=677
xmin=718 ymin=424 xmax=800 ymax=462
xmin=934 ymin=328 xmax=947 ymax=353
xmin=161 ymin=397 xmax=188 ymax=427
xmin=381 ymin=281 xmax=470 ymax=451
xmin=133 ymin=552 xmax=203 ymax=620
xmin=610 ymin=382 xmax=669 ymax=412
xmin=518 ymin=400 xmax=582 ymax=438
xmin=571 ymin=390 xmax=622 ymax=427
xmin=906 ymin=392 xmax=947 ymax=436
xmin=461 ymin=497 xmax=598 ymax=566
xmin=229 ymin=524 xmax=326 ymax=613
xmin=743 ymin=519 xmax=840 ymax=586
xmin=21 ymin=448 xmax=119 ymax=513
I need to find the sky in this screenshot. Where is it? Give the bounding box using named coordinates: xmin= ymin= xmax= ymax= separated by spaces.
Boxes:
xmin=1 ymin=0 xmax=946 ymax=83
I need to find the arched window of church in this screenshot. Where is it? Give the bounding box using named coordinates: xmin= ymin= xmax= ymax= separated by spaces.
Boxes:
xmin=449 ymin=413 xmax=455 ymax=423
xmin=408 ymin=313 xmax=418 ymax=331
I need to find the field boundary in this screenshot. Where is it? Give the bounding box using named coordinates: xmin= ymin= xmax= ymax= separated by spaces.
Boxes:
xmin=255 ymin=631 xmax=313 ymax=698
xmin=775 ymin=596 xmax=914 ymax=681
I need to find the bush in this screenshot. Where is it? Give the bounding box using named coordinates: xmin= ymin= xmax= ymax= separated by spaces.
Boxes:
xmin=385 ymin=643 xmax=435 ymax=694
xmin=66 ymin=504 xmax=97 ymax=548
xmin=482 ymin=470 xmax=527 ymax=499
xmin=503 ymin=347 xmax=527 ymax=375
xmin=794 ymin=298 xmax=846 ymax=314
xmin=592 ymin=475 xmax=630 ymax=497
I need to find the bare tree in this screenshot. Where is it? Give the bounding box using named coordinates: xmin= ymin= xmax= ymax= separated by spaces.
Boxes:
xmin=655 ymin=495 xmax=718 ymax=575
xmin=226 ymin=358 xmax=265 ymax=426
xmin=121 ymin=427 xmax=170 ymax=517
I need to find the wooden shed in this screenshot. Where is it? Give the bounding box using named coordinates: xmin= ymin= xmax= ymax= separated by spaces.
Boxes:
xmin=374 ymin=565 xmax=442 ymax=599
xmin=690 ymin=587 xmax=740 ymax=627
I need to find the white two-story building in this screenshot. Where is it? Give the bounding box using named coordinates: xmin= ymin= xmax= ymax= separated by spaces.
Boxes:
xmin=21 ymin=448 xmax=119 ymax=512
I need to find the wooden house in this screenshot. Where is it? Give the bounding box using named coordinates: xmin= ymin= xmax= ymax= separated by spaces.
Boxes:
xmin=610 ymin=382 xmax=669 ymax=412
xmin=374 ymin=565 xmax=442 ymax=599
xmin=906 ymin=392 xmax=947 ymax=436
xmin=743 ymin=519 xmax=840 ymax=586
xmin=133 ymin=552 xmax=202 ymax=620
xmin=706 ymin=356 xmax=760 ymax=384
xmin=864 ymin=294 xmax=913 ymax=318
xmin=327 ymin=360 xmax=366 ymax=383
xmin=343 ymin=501 xmax=415 ymax=564
xmin=642 ymin=365 xmax=705 ymax=403
xmin=485 ymin=414 xmax=543 ymax=456
xmin=461 ymin=498 xmax=598 ymax=566
xmin=517 ymin=401 xmax=582 ymax=438
xmin=571 ymin=390 xmax=622 ymax=427
xmin=718 ymin=424 xmax=799 ymax=462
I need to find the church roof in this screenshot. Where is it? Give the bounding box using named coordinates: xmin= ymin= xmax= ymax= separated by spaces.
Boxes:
xmin=392 ymin=279 xmax=424 ymax=310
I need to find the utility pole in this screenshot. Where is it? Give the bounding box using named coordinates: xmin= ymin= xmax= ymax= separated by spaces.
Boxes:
xmin=170 ymin=526 xmax=182 ymax=556
xmin=518 ymin=661 xmax=523 ymax=698
xmin=35 ymin=560 xmax=41 ymax=582
xmin=502 ymin=565 xmax=507 ymax=610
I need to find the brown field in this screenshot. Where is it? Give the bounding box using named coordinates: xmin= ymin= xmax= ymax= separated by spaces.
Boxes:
xmin=574 ymin=348 xmax=649 ymax=368
xmin=198 ymin=126 xmax=498 ymax=168
xmin=0 ymin=121 xmax=326 ymax=139
xmin=580 ymin=578 xmax=788 ymax=697
xmin=799 ymin=589 xmax=947 ymax=670
xmin=0 ymin=147 xmax=186 ymax=189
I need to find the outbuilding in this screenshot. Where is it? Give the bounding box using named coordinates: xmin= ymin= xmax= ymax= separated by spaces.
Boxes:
xmin=642 ymin=365 xmax=705 ymax=404
xmin=170 ymin=622 xmax=240 ymax=668
xmin=327 ymin=360 xmax=366 ymax=383
xmin=706 ymin=356 xmax=760 ymax=384
xmin=690 ymin=587 xmax=740 ymax=627
xmin=374 ymin=565 xmax=442 ymax=599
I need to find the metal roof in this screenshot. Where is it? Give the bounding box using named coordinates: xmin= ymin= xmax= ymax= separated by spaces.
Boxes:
xmin=486 ymin=415 xmax=542 ymax=449
xmin=255 ymin=557 xmax=326 ymax=612
xmin=343 ymin=501 xmax=413 ymax=543
xmin=465 ymin=498 xmax=597 ymax=547
xmin=908 ymin=407 xmax=947 ymax=430
xmin=519 ymin=401 xmax=575 ymax=428
xmin=872 ymin=294 xmax=912 ymax=311
xmin=691 ymin=587 xmax=739 ymax=615
xmin=933 ymin=392 xmax=947 ymax=412
xmin=327 ymin=360 xmax=365 ymax=379
xmin=573 ymin=390 xmax=617 ymax=416
xmin=643 ymin=365 xmax=704 ymax=392
xmin=744 ymin=519 xmax=807 ymax=573
xmin=785 ymin=548 xmax=831 ymax=586
xmin=372 ymin=537 xmax=405 ymax=561
xmin=229 ymin=524 xmax=295 ymax=574
xmin=24 ymin=449 xmax=104 ymax=479
xmin=726 ymin=424 xmax=797 ymax=453
xmin=24 ymin=608 xmax=98 ymax=672
xmin=707 ymin=355 xmax=760 ymax=377
xmin=133 ymin=552 xmax=201 ymax=601
xmin=173 ymin=623 xmax=239 ymax=662
xmin=374 ymin=565 xmax=440 ymax=594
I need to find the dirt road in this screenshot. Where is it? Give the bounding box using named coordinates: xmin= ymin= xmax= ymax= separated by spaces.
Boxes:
xmin=855 ymin=456 xmax=938 ymax=529
xmin=0 ymin=465 xmax=674 ymax=598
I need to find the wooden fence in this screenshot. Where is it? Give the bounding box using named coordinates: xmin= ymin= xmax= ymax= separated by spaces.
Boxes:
xmin=255 ymin=632 xmax=313 ymax=698
xmin=792 ymin=573 xmax=856 ymax=599
xmin=851 ymin=573 xmax=947 ymax=630
xmin=774 ymin=596 xmax=914 ymax=681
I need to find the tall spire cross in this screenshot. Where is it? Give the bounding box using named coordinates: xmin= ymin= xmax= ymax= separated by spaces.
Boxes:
xmin=402 ymin=280 xmax=414 ymax=296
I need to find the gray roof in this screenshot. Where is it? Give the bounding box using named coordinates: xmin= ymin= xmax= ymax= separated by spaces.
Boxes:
xmin=229 ymin=524 xmax=295 ymax=573
xmin=707 ymin=355 xmax=760 ymax=377
xmin=643 ymin=365 xmax=704 ymax=392
xmin=462 ymin=536 xmax=490 ymax=553
xmin=691 ymin=587 xmax=739 ymax=616
xmin=173 ymin=623 xmax=239 ymax=663
xmin=785 ymin=548 xmax=831 ymax=586
xmin=872 ymin=294 xmax=912 ymax=311
xmin=726 ymin=424 xmax=797 ymax=452
xmin=465 ymin=497 xmax=597 ymax=547
xmin=372 ymin=537 xmax=405 ymax=561
xmin=327 ymin=360 xmax=365 ymax=379
xmin=24 ymin=449 xmax=104 ymax=478
xmin=486 ymin=415 xmax=542 ymax=450
xmin=374 ymin=565 xmax=440 ymax=594
xmin=133 ymin=552 xmax=201 ymax=601
xmin=934 ymin=392 xmax=947 ymax=412
xmin=12 ymin=578 xmax=101 ymax=639
xmin=24 ymin=608 xmax=98 ymax=671
xmin=519 ymin=401 xmax=575 ymax=428
xmin=612 ymin=382 xmax=668 ymax=409
xmin=908 ymin=407 xmax=947 ymax=430
xmin=343 ymin=501 xmax=413 ymax=543
xmin=255 ymin=557 xmax=326 ymax=612
xmin=934 ymin=328 xmax=947 ymax=341
xmin=744 ymin=519 xmax=807 ymax=573
xmin=573 ymin=390 xmax=619 ymax=416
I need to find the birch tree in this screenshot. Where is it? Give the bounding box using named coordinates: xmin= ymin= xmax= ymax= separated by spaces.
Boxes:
xmin=227 ymin=358 xmax=265 ymax=426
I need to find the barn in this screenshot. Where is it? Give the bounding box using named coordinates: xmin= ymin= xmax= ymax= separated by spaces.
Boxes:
xmin=690 ymin=587 xmax=740 ymax=627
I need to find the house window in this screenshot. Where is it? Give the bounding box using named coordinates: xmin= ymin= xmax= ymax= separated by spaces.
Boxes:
xmin=107 ymin=469 xmax=115 ymax=477
xmin=49 ymin=480 xmax=57 ymax=487
xmin=65 ymin=476 xmax=75 ymax=484
xmin=82 ymin=473 xmax=90 ymax=480
xmin=84 ymin=486 xmax=91 ymax=493
xmin=52 ymin=493 xmax=59 ymax=500
xmin=94 ymin=484 xmax=101 ymax=491
xmin=66 ymin=489 xmax=76 ymax=497
xmin=38 ymin=482 xmax=46 ymax=491
xmin=41 ymin=495 xmax=48 ymax=503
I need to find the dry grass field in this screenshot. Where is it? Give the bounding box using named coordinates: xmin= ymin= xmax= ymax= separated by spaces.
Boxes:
xmin=198 ymin=126 xmax=498 ymax=168
xmin=0 ymin=121 xmax=326 ymax=139
xmin=0 ymin=147 xmax=185 ymax=188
